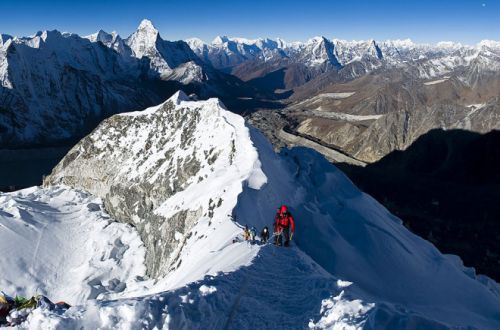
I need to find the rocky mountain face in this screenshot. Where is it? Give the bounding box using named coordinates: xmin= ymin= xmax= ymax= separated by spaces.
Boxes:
xmin=45 ymin=91 xmax=263 ymax=278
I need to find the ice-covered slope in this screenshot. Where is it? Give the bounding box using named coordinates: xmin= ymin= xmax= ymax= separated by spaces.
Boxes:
xmin=32 ymin=93 xmax=500 ymax=328
xmin=0 ymin=186 xmax=145 ymax=305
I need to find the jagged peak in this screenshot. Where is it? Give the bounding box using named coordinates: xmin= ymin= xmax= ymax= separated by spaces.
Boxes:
xmin=168 ymin=90 xmax=190 ymax=105
xmin=212 ymin=35 xmax=229 ymax=45
xmin=86 ymin=29 xmax=113 ymax=43
xmin=477 ymin=39 xmax=500 ymax=50
xmin=186 ymin=37 xmax=206 ymax=49
xmin=126 ymin=19 xmax=162 ymax=57
xmin=32 ymin=30 xmax=64 ymax=43
xmin=276 ymin=37 xmax=287 ymax=48
xmin=138 ymin=19 xmax=157 ymax=31
xmin=307 ymin=36 xmax=329 ymax=44
xmin=131 ymin=19 xmax=160 ymax=40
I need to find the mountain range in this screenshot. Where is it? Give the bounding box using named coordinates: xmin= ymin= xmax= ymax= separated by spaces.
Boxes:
xmin=2 ymin=19 xmax=500 ymax=149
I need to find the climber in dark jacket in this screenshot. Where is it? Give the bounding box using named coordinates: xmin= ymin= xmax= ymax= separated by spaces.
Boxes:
xmin=260 ymin=226 xmax=270 ymax=243
xmin=273 ymin=205 xmax=295 ymax=247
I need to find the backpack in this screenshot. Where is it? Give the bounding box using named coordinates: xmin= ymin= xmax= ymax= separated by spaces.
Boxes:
xmin=278 ymin=212 xmax=291 ymax=227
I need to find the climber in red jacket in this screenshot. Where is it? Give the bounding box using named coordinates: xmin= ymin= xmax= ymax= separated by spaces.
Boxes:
xmin=273 ymin=205 xmax=295 ymax=247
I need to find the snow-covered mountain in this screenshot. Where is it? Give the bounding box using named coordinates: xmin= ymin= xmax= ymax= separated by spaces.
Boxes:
xmin=0 ymin=92 xmax=496 ymax=328
xmin=125 ymin=19 xmax=205 ymax=82
xmin=0 ymin=29 xmax=159 ymax=147
xmin=0 ymin=20 xmax=254 ymax=148
xmin=187 ymin=35 xmax=286 ymax=71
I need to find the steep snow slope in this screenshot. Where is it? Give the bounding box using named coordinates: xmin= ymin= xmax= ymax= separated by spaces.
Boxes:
xmin=234 ymin=133 xmax=500 ymax=328
xmin=0 ymin=186 xmax=145 ymax=305
xmin=1 ymin=93 xmax=498 ymax=328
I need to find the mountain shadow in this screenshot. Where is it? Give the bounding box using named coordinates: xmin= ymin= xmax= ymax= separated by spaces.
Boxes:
xmin=246 ymin=68 xmax=290 ymax=94
xmin=337 ymin=128 xmax=500 ymax=281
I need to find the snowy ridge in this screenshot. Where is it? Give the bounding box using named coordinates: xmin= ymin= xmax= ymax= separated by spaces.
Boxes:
xmin=45 ymin=91 xmax=266 ymax=279
xmin=1 ymin=93 xmax=494 ymax=328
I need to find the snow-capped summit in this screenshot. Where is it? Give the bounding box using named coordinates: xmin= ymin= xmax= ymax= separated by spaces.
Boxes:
xmin=124 ymin=19 xmax=207 ymax=82
xmin=291 ymin=36 xmax=341 ymax=67
xmin=138 ymin=18 xmax=156 ymax=31
xmin=212 ymin=35 xmax=229 ymax=45
xmin=126 ymin=19 xmax=161 ymax=59
xmin=86 ymin=29 xmax=113 ymax=43
xmin=276 ymin=37 xmax=288 ymax=49
xmin=85 ymin=29 xmax=130 ymax=55
xmin=478 ymin=39 xmax=500 ymax=50
xmin=168 ymin=89 xmax=190 ymax=105
xmin=185 ymin=37 xmax=205 ymax=49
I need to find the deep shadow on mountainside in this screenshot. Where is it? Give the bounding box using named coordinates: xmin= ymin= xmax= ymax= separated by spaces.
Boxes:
xmin=337 ymin=128 xmax=500 ymax=281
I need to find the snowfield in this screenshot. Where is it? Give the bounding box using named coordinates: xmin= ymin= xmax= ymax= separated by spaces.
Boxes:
xmin=0 ymin=186 xmax=146 ymax=305
xmin=1 ymin=93 xmax=500 ymax=329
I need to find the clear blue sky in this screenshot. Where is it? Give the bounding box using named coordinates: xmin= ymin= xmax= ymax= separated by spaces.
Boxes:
xmin=0 ymin=0 xmax=497 ymax=44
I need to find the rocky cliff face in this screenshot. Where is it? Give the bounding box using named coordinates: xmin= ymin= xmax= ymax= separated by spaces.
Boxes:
xmin=45 ymin=91 xmax=264 ymax=277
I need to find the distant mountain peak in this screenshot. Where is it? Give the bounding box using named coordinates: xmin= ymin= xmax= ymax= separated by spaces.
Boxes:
xmin=307 ymin=36 xmax=329 ymax=44
xmin=127 ymin=19 xmax=162 ymax=59
xmin=478 ymin=39 xmax=500 ymax=50
xmin=86 ymin=29 xmax=113 ymax=43
xmin=212 ymin=35 xmax=229 ymax=45
xmin=138 ymin=19 xmax=157 ymax=31
xmin=168 ymin=90 xmax=190 ymax=105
